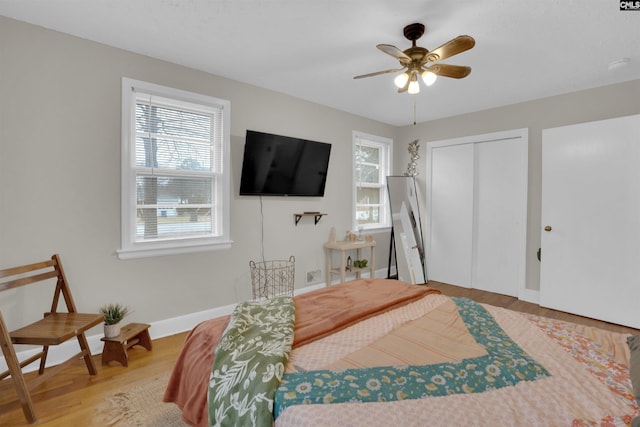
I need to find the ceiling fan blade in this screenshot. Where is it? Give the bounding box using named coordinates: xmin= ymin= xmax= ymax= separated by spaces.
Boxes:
xmin=427 ymin=63 xmax=472 ymax=79
xmin=353 ymin=67 xmax=406 ymax=79
xmin=426 ymin=35 xmax=475 ymax=63
xmin=376 ymin=44 xmax=411 ymax=64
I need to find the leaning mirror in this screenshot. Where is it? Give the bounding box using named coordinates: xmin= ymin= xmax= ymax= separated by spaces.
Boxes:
xmin=386 ymin=176 xmax=426 ymax=284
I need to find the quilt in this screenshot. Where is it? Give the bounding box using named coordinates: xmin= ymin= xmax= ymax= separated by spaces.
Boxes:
xmin=274 ymin=297 xmax=549 ymax=417
xmin=164 ymin=278 xmax=437 ymax=426
xmin=275 ymin=293 xmax=639 ymax=426
xmin=164 ymin=279 xmax=639 ymax=426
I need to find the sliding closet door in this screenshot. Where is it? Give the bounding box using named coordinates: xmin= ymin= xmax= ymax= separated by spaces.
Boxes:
xmin=427 ymin=143 xmax=474 ymax=287
xmin=473 ymin=138 xmax=528 ymax=296
xmin=426 ymin=129 xmax=528 ymax=297
xmin=540 ymin=114 xmax=640 ymax=328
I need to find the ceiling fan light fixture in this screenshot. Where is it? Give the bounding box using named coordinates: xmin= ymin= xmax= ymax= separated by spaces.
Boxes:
xmin=421 ymin=70 xmax=437 ymax=86
xmin=408 ymin=78 xmax=420 ymax=95
xmin=394 ymin=72 xmax=409 ymax=88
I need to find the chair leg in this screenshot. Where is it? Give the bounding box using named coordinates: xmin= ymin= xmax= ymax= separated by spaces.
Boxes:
xmin=0 ymin=313 xmax=38 ymax=423
xmin=38 ymin=345 xmax=49 ymax=375
xmin=77 ymin=333 xmax=98 ymax=375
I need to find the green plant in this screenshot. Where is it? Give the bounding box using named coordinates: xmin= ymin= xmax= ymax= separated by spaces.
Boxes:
xmin=353 ymin=259 xmax=368 ymax=268
xmin=99 ymin=303 xmax=130 ymax=325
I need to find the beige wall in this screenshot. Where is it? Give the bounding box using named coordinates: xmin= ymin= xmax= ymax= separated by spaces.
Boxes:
xmin=0 ymin=16 xmax=394 ymax=329
xmin=2 ymin=15 xmax=639 ymax=332
xmin=395 ymin=79 xmax=640 ymax=292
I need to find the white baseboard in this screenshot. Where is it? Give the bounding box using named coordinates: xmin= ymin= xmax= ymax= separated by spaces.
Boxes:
xmin=0 ymin=283 xmax=328 ymax=375
xmin=519 ymin=288 xmax=540 ymax=304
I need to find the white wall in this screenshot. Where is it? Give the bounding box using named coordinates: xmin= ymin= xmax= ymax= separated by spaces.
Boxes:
xmin=0 ymin=16 xmax=394 ymax=332
xmin=396 ymin=79 xmax=640 ymax=292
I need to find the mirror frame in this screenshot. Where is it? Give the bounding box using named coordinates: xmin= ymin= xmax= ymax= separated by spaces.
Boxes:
xmin=386 ymin=176 xmax=426 ymax=284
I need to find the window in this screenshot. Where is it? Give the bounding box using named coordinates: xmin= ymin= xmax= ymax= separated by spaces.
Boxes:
xmin=118 ymin=78 xmax=231 ymax=259
xmin=353 ymin=131 xmax=392 ymax=230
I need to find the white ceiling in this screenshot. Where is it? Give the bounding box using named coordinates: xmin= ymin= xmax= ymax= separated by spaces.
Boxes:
xmin=1 ymin=0 xmax=639 ymax=126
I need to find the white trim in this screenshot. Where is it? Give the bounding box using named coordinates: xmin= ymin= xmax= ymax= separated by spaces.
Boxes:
xmin=118 ymin=77 xmax=232 ymax=260
xmin=352 ymin=131 xmax=393 ymax=231
xmin=519 ymin=288 xmax=540 ymax=304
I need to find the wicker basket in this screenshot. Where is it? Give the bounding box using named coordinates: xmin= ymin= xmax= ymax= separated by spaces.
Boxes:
xmin=249 ymin=256 xmax=295 ymax=300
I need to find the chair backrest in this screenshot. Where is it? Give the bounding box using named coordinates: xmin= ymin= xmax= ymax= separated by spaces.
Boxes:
xmin=0 ymin=254 xmax=78 ymax=314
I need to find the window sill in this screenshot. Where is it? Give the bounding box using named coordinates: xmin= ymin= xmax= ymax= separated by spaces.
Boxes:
xmin=353 ymin=225 xmax=392 ymax=233
xmin=117 ymin=239 xmax=233 ymax=260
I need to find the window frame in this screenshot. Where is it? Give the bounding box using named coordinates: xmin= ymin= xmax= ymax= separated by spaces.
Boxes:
xmin=118 ymin=78 xmax=232 ymax=260
xmin=352 ymin=131 xmax=393 ymax=231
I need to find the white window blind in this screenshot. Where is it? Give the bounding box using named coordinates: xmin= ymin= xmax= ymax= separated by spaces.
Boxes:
xmin=353 ymin=132 xmax=392 ymax=230
xmin=119 ymin=79 xmax=231 ymax=259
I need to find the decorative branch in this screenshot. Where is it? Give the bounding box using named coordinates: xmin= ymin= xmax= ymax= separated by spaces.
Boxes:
xmin=404 ymin=139 xmax=420 ymax=177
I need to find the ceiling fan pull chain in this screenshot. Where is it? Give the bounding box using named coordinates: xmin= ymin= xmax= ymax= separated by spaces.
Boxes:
xmin=413 ymin=95 xmax=417 ymax=125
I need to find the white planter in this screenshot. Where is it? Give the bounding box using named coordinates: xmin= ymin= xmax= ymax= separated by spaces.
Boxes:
xmin=104 ymin=323 xmax=121 ymax=338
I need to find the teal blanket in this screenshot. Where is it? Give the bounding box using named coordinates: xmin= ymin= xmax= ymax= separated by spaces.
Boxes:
xmin=274 ymin=297 xmax=550 ymax=418
xmin=208 ymin=296 xmax=295 ymax=427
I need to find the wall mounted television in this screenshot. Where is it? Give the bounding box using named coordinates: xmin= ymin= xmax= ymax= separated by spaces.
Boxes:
xmin=239 ymin=130 xmax=332 ymax=197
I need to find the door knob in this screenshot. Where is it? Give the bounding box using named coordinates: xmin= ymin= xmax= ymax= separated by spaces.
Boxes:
xmin=544 ymin=226 xmax=552 ymax=232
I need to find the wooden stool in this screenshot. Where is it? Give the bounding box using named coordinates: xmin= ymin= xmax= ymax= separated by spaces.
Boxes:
xmin=101 ymin=323 xmax=152 ymax=367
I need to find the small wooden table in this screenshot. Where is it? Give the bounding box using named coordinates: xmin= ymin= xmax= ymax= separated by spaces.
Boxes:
xmin=324 ymin=239 xmax=376 ymax=285
xmin=101 ymin=323 xmax=152 ymax=367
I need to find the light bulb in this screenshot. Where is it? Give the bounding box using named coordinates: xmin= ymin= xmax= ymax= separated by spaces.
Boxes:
xmin=408 ymin=79 xmax=420 ymax=95
xmin=394 ymin=72 xmax=409 ymax=88
xmin=421 ymin=70 xmax=437 ymax=86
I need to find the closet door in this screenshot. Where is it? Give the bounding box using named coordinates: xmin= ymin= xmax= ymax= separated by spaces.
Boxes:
xmin=540 ymin=114 xmax=640 ymax=328
xmin=473 ymin=138 xmax=528 ymax=296
xmin=426 ymin=129 xmax=528 ymax=297
xmin=427 ymin=143 xmax=474 ymax=287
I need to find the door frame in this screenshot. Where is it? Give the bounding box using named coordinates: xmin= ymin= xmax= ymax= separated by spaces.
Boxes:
xmin=425 ymin=128 xmax=529 ymax=299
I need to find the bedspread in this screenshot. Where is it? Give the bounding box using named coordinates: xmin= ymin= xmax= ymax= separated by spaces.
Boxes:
xmin=275 ymin=294 xmax=639 ymax=426
xmin=274 ymin=297 xmax=550 ymax=417
xmin=164 ymin=278 xmax=438 ymax=426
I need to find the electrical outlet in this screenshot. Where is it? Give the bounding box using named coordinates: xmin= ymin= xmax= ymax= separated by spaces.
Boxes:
xmin=306 ymin=269 xmax=322 ymax=284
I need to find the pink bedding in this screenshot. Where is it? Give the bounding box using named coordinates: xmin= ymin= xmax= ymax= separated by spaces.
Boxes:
xmin=163 ymin=278 xmax=438 ymax=426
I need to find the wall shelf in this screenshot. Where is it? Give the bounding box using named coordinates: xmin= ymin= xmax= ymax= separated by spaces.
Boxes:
xmin=294 ymin=212 xmax=326 ymax=226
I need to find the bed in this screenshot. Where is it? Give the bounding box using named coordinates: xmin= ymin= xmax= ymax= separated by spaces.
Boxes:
xmin=164 ymin=278 xmax=640 ymax=426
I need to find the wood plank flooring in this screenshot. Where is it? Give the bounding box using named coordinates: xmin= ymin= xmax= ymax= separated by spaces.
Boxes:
xmin=1 ymin=282 xmax=638 ymax=426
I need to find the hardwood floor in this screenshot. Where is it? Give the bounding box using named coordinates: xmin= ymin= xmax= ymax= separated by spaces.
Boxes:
xmin=0 ymin=332 xmax=189 ymax=426
xmin=1 ymin=282 xmax=638 ymax=426
xmin=426 ymin=281 xmax=640 ymax=335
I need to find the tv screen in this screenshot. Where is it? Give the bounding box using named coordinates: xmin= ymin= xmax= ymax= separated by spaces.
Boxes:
xmin=239 ymin=130 xmax=332 ymax=197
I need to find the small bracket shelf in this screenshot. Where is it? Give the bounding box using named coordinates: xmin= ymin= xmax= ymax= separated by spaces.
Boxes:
xmin=294 ymin=212 xmax=326 ymax=226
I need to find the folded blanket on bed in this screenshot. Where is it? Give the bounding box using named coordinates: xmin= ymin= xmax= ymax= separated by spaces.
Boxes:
xmin=209 ymin=296 xmax=295 ymax=427
xmin=292 ymin=279 xmax=438 ymax=347
xmin=164 ymin=278 xmax=439 ymax=427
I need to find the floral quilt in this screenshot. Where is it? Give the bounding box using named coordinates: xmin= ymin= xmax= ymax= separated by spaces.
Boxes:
xmin=208 ymin=296 xmax=295 ymax=427
xmin=273 ymin=297 xmax=550 ymax=418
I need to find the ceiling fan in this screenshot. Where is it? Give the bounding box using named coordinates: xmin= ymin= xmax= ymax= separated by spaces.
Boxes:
xmin=354 ymin=23 xmax=475 ymax=94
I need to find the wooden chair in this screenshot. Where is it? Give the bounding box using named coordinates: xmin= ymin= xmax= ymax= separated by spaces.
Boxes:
xmin=0 ymin=254 xmax=104 ymax=424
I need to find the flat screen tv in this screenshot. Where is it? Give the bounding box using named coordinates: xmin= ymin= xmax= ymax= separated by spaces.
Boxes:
xmin=239 ymin=130 xmax=332 ymax=197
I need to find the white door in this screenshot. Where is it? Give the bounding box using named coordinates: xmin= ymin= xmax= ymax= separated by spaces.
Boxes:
xmin=473 ymin=138 xmax=528 ymax=296
xmin=427 ymin=143 xmax=474 ymax=287
xmin=540 ymin=114 xmax=640 ymax=329
xmin=426 ymin=129 xmax=528 ymax=297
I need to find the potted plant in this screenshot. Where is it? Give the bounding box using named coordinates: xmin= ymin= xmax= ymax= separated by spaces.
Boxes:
xmin=99 ymin=303 xmax=130 ymax=338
